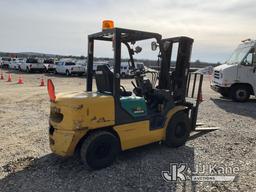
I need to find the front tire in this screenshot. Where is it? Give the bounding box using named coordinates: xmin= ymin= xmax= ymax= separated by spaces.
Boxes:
xmin=66 ymin=70 xmax=70 ymax=76
xmin=80 ymin=131 xmax=120 ymax=170
xmin=165 ymin=111 xmax=190 ymax=148
xmin=230 ymin=85 xmax=250 ymax=102
xmin=220 ymin=89 xmax=230 ymax=98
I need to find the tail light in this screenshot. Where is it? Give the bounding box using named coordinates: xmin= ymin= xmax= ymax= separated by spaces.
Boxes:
xmin=47 ymin=79 xmax=56 ymax=102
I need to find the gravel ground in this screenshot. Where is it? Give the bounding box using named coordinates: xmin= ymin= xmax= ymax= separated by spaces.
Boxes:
xmin=0 ymin=69 xmax=255 ymax=192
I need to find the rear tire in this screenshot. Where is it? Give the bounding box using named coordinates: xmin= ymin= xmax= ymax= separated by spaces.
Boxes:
xmin=165 ymin=111 xmax=190 ymax=148
xmin=230 ymin=85 xmax=250 ymax=102
xmin=80 ymin=131 xmax=120 ymax=170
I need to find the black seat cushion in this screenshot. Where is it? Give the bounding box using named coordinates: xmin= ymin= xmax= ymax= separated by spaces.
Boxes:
xmin=95 ymin=65 xmax=133 ymax=97
xmin=95 ymin=65 xmax=113 ymax=93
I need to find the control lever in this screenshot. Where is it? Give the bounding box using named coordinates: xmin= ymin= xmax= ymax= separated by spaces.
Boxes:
xmin=131 ymin=81 xmax=137 ymax=88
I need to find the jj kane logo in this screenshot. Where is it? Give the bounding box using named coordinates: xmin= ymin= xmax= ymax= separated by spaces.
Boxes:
xmin=162 ymin=163 xmax=239 ymax=182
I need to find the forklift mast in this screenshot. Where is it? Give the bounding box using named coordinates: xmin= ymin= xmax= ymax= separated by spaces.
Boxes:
xmin=158 ymin=37 xmax=194 ymax=103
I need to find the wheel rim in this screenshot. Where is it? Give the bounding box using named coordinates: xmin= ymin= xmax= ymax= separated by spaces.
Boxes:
xmin=175 ymin=123 xmax=186 ymax=138
xmin=236 ymin=89 xmax=247 ymax=100
xmin=94 ymin=142 xmax=111 ymax=159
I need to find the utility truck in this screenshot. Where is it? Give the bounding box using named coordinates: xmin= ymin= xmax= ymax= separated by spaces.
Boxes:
xmin=47 ymin=21 xmax=206 ymax=170
xmin=211 ymin=39 xmax=256 ymax=102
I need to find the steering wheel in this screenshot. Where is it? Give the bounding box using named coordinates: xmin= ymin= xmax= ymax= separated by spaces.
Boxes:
xmin=120 ymin=85 xmax=127 ymax=93
xmin=120 ymin=85 xmax=132 ymax=97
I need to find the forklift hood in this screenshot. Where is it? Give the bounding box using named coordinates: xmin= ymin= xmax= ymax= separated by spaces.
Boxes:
xmin=56 ymin=91 xmax=108 ymax=102
xmin=50 ymin=91 xmax=115 ymax=131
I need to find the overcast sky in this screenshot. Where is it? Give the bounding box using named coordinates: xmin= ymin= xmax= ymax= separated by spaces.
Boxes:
xmin=0 ymin=0 xmax=255 ymax=62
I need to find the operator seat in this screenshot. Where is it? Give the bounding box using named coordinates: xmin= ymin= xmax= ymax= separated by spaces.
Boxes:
xmin=95 ymin=65 xmax=113 ymax=94
xmin=95 ymin=65 xmax=132 ymax=96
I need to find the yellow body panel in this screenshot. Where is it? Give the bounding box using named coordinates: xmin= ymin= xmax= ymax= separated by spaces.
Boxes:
xmin=50 ymin=91 xmax=115 ymax=130
xmin=113 ymin=105 xmax=187 ymax=150
xmin=50 ymin=129 xmax=88 ymax=156
xmin=49 ymin=90 xmax=187 ymax=156
xmin=49 ymin=91 xmax=115 ymax=156
xmin=114 ymin=121 xmax=163 ymax=150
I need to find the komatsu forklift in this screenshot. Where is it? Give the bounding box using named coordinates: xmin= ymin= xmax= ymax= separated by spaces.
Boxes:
xmin=47 ymin=21 xmax=204 ymax=169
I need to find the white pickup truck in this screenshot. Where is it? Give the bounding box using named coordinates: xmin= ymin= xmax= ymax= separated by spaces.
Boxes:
xmin=55 ymin=60 xmax=85 ymax=76
xmin=43 ymin=59 xmax=56 ymax=72
xmin=1 ymin=57 xmax=12 ymax=68
xmin=9 ymin=58 xmax=25 ymax=70
xmin=211 ymin=39 xmax=256 ymax=102
xmin=20 ymin=58 xmax=45 ymax=73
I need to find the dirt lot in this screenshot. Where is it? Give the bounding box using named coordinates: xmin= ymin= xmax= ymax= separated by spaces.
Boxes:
xmin=0 ymin=69 xmax=255 ymax=192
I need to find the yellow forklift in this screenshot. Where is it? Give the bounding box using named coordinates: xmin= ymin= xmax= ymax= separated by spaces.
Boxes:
xmin=47 ymin=21 xmax=205 ymax=169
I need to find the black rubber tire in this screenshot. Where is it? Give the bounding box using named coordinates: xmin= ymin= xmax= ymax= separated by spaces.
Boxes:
xmin=230 ymin=85 xmax=250 ymax=102
xmin=80 ymin=131 xmax=120 ymax=170
xmin=220 ymin=90 xmax=230 ymax=98
xmin=66 ymin=70 xmax=70 ymax=76
xmin=165 ymin=111 xmax=190 ymax=148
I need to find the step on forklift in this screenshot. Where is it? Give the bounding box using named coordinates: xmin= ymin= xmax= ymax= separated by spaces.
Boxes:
xmin=47 ymin=21 xmax=216 ymax=170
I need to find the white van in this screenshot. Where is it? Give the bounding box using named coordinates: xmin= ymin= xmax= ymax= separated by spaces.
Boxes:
xmin=120 ymin=61 xmax=145 ymax=77
xmin=120 ymin=62 xmax=130 ymax=77
xmin=211 ymin=39 xmax=256 ymax=102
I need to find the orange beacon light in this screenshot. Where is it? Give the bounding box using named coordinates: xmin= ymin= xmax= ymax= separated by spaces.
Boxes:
xmin=102 ymin=20 xmax=114 ymax=30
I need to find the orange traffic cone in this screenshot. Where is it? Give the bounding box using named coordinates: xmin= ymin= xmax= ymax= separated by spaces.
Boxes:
xmin=40 ymin=78 xmax=45 ymax=86
xmin=17 ymin=76 xmax=23 ymax=84
xmin=0 ymin=73 xmax=4 ymax=80
xmin=7 ymin=74 xmax=12 ymax=82
xmin=198 ymin=90 xmax=203 ymax=103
